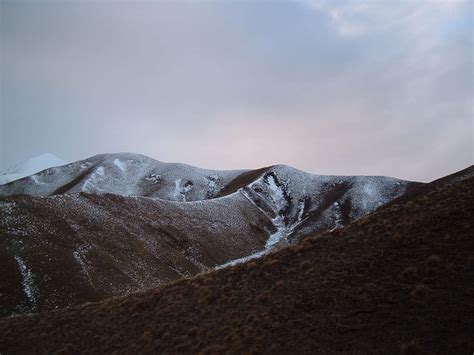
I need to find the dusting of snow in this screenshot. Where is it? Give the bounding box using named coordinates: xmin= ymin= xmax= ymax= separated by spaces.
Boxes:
xmin=0 ymin=153 xmax=248 ymax=200
xmin=1 ymin=201 xmax=29 ymax=237
xmin=82 ymin=167 xmax=106 ymax=193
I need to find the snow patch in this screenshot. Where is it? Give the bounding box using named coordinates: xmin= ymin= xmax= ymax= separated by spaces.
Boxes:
xmin=331 ymin=201 xmax=343 ymax=230
xmin=266 ymin=174 xmax=288 ymax=212
xmin=174 ymin=179 xmax=193 ymax=202
xmin=113 ymin=158 xmax=126 ymax=172
xmin=14 ymin=255 xmax=38 ymax=309
xmin=174 ymin=179 xmax=185 ymax=201
xmin=295 ymin=196 xmax=308 ymax=227
xmin=73 ymin=246 xmax=94 ymax=287
xmin=218 ymin=173 xmax=294 ymax=269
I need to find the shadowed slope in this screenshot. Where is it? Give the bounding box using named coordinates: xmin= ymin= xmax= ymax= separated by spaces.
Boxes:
xmin=0 ymin=192 xmax=274 ymax=317
xmin=214 ymin=166 xmax=272 ymax=197
xmin=1 ymin=173 xmax=472 ymax=353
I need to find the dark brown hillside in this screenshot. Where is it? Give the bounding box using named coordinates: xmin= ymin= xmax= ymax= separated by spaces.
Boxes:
xmin=386 ymin=165 xmax=473 ymax=207
xmin=1 ymin=173 xmax=472 ymax=353
xmin=0 ymin=192 xmax=274 ymax=317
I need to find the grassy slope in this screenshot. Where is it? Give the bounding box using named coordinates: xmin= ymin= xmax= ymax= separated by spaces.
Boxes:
xmin=0 ymin=176 xmax=473 ymax=353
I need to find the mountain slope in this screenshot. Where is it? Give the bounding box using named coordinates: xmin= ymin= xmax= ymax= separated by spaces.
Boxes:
xmin=0 ymin=153 xmax=418 ymax=316
xmin=0 ymin=169 xmax=472 ymax=353
xmin=0 ymin=191 xmax=273 ymax=316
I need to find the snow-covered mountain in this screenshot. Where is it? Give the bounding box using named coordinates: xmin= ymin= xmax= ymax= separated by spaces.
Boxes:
xmin=0 ymin=152 xmax=422 ymax=316
xmin=0 ymin=153 xmax=246 ymax=198
xmin=0 ymin=152 xmax=418 ymax=243
xmin=0 ymin=153 xmax=66 ymax=185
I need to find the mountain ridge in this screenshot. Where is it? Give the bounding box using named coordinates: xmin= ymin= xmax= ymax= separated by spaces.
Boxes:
xmin=0 ymin=152 xmax=419 ymax=196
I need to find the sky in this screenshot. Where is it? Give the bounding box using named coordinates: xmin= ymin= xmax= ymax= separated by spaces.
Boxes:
xmin=0 ymin=0 xmax=472 ymax=182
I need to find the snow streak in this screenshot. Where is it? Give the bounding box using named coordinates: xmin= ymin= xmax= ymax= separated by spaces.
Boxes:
xmin=15 ymin=255 xmax=38 ymax=310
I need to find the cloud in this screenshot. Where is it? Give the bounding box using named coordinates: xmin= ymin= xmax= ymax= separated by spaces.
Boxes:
xmin=0 ymin=0 xmax=472 ymax=181
xmin=296 ymin=0 xmax=469 ymax=37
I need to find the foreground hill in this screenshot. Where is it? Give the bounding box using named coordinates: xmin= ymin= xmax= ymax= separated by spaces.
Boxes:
xmin=0 ymin=153 xmax=416 ymax=316
xmin=1 ymin=169 xmax=472 ymax=353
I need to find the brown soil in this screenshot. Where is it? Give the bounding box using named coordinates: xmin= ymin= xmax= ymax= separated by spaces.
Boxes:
xmin=1 ymin=173 xmax=472 ymax=353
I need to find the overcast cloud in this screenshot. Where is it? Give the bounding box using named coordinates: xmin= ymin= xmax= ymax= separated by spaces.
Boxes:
xmin=1 ymin=0 xmax=472 ymax=181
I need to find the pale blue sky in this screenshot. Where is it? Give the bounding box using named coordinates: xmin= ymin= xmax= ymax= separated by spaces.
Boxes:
xmin=1 ymin=0 xmax=472 ymax=181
